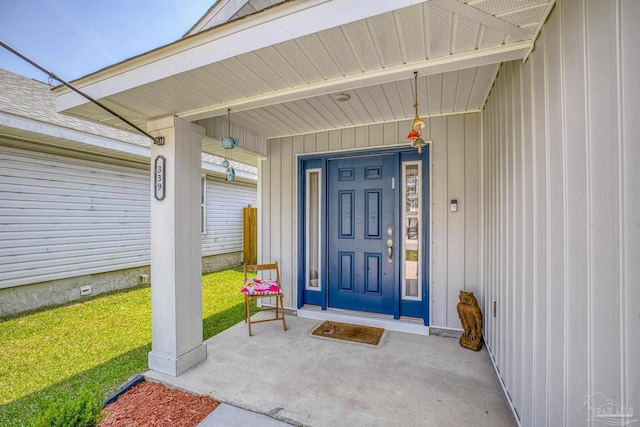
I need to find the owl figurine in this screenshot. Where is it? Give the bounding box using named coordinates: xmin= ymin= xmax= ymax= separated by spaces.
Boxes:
xmin=456 ymin=290 xmax=483 ymax=351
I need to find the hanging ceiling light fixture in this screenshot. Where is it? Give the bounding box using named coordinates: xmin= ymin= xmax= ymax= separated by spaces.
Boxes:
xmin=221 ymin=108 xmax=237 ymax=181
xmin=407 ymin=71 xmax=427 ymax=153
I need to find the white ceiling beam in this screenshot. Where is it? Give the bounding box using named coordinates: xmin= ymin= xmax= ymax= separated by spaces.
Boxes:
xmin=185 ymin=0 xmax=250 ymax=37
xmin=55 ymin=0 xmax=433 ymax=113
xmin=177 ymin=41 xmax=530 ymax=122
xmin=202 ymin=137 xmax=264 ymax=166
xmin=430 ymin=0 xmax=532 ymax=40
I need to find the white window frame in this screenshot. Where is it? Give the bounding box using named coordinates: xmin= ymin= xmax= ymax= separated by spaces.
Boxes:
xmin=201 ymin=175 xmax=207 ymax=235
xmin=401 ymin=161 xmax=422 ymax=301
xmin=305 ymin=168 xmax=322 ymax=291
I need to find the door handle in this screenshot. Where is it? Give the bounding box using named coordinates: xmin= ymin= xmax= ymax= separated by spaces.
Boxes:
xmin=387 ymin=239 xmax=393 ymax=263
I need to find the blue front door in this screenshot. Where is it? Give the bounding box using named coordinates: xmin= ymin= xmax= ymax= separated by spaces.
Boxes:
xmin=327 ymin=155 xmax=396 ymax=314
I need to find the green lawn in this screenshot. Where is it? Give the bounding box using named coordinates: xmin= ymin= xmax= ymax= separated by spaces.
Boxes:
xmin=0 ymin=267 xmax=255 ymax=427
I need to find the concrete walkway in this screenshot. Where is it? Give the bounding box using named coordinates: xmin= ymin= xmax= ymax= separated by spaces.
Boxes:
xmin=198 ymin=403 xmax=294 ymax=426
xmin=146 ymin=313 xmax=515 ymax=427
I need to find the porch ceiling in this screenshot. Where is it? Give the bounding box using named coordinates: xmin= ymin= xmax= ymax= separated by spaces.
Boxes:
xmin=55 ymin=0 xmax=554 ymax=141
xmin=216 ymin=65 xmax=500 ymax=138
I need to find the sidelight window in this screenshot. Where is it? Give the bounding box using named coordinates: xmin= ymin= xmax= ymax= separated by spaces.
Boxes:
xmin=402 ymin=162 xmax=422 ymax=301
xmin=305 ymin=168 xmax=322 ymax=291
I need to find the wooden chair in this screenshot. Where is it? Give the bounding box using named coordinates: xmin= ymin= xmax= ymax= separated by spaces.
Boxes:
xmin=241 ymin=262 xmax=287 ymax=336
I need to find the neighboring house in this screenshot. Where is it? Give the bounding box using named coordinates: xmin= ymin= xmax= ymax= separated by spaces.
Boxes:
xmin=0 ymin=68 xmax=258 ymax=315
xmin=48 ymin=1 xmax=638 ymax=426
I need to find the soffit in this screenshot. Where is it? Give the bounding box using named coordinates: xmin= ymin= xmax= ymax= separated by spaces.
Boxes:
xmin=201 ymin=64 xmax=498 ymax=138
xmin=57 ymin=0 xmax=553 ymax=139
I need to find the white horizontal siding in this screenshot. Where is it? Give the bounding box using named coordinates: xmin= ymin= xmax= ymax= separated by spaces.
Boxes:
xmin=261 ymin=115 xmax=481 ymax=324
xmin=0 ymin=145 xmax=149 ymax=289
xmin=0 ymin=143 xmax=258 ymax=290
xmin=202 ymin=177 xmax=257 ymax=256
xmin=480 ymin=1 xmax=640 ymax=425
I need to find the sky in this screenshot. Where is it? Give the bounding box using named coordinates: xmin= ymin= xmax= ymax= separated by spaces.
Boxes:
xmin=0 ymin=0 xmax=215 ymax=83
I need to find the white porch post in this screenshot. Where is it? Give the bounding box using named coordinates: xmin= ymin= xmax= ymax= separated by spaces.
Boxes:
xmin=147 ymin=116 xmax=207 ymax=376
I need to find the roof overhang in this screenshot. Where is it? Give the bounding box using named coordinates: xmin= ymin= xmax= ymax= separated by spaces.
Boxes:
xmin=0 ymin=110 xmax=149 ymax=161
xmin=55 ymin=0 xmax=429 ymax=111
xmin=54 ymin=0 xmax=555 ymax=142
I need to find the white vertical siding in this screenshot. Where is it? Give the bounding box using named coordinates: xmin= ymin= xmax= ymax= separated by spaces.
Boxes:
xmin=0 ymin=143 xmax=257 ymax=290
xmin=621 ymin=0 xmax=640 ymax=421
xmin=202 ymin=177 xmax=257 ymax=256
xmin=430 ymin=118 xmax=449 ymax=326
xmin=261 ymin=114 xmax=481 ymax=328
xmin=480 ymin=1 xmax=640 ymax=425
xmin=0 ymin=144 xmax=149 ymax=289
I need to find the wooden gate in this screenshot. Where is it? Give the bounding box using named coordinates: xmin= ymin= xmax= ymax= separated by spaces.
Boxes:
xmin=243 ymin=204 xmax=258 ymax=265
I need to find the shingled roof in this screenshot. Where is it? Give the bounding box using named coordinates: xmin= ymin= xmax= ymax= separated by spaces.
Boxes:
xmin=0 ymin=68 xmax=149 ymax=147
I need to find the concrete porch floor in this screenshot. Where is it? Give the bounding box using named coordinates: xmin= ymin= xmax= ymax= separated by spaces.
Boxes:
xmin=145 ymin=313 xmax=516 ymax=427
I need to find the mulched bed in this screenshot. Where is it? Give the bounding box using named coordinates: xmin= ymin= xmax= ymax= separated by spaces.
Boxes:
xmin=99 ymin=381 xmax=218 ymax=427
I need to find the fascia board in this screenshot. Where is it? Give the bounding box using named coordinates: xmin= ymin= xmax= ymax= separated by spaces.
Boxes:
xmin=0 ymin=111 xmax=150 ymax=159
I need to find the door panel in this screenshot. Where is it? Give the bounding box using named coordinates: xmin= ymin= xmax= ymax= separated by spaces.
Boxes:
xmin=328 ymin=155 xmax=395 ymax=314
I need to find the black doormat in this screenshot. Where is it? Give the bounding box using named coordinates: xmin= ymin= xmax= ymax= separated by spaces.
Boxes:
xmin=312 ymin=321 xmax=384 ymax=345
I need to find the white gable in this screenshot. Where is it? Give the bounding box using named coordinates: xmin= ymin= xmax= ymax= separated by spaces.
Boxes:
xmin=185 ymin=0 xmax=287 ymax=37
